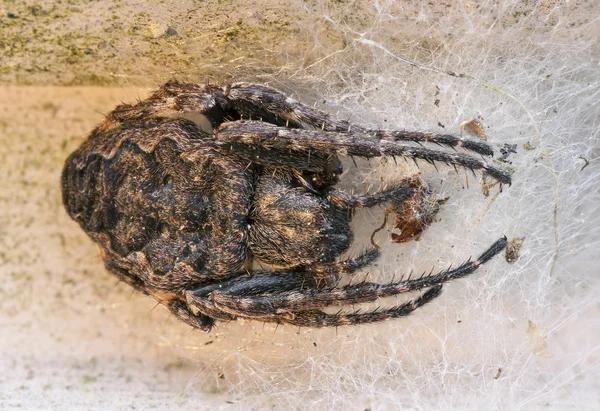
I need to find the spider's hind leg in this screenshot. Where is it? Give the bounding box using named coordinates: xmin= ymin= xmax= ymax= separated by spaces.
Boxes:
xmin=210 ymin=284 xmax=444 ymax=328
xmin=281 ymin=285 xmax=443 ymax=328
xmin=210 ymin=237 xmax=507 ymax=315
xmin=184 ymin=238 xmax=505 ymax=329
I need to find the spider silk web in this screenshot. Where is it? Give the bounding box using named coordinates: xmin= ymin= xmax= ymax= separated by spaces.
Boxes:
xmin=143 ymin=1 xmax=599 ymax=409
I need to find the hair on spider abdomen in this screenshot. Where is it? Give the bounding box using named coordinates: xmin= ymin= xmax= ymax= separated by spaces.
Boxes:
xmin=61 ymin=81 xmax=511 ymax=331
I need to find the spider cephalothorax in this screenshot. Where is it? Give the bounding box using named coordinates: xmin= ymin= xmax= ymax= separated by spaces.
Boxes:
xmin=62 ymin=81 xmax=510 ymax=331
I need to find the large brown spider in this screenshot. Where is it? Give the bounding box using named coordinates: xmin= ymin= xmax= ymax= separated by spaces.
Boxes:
xmin=62 ymin=81 xmax=510 ymax=331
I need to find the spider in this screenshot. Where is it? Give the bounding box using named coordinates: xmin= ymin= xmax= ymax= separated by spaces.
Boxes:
xmin=62 ymin=81 xmax=511 ymax=331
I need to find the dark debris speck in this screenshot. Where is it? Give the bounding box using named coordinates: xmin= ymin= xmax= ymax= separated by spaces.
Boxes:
xmin=499 ymin=143 xmax=517 ymax=163
xmin=163 ymin=26 xmax=179 ymax=37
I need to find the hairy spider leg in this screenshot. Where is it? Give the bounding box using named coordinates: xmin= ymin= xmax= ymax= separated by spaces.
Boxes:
xmin=112 ymin=81 xmax=496 ymax=157
xmin=184 ymin=269 xmax=318 ymax=329
xmin=181 ymin=249 xmax=380 ymax=328
xmin=281 ymin=285 xmax=443 ymax=327
xmin=312 ymin=248 xmax=380 ymax=276
xmin=188 ymin=248 xmax=380 ymax=298
xmin=226 ymin=83 xmax=495 ymax=156
xmin=203 ymin=284 xmax=443 ymax=328
xmin=178 ymin=249 xmax=381 ymax=329
xmin=215 ymin=121 xmax=512 ymax=185
xmin=209 ymin=237 xmax=507 ymax=314
xmin=167 ymin=298 xmax=218 ymax=331
xmin=186 ymin=236 xmax=504 ymax=328
xmin=106 ymin=82 xmax=233 ymax=128
xmin=326 ymin=179 xmax=419 ymax=210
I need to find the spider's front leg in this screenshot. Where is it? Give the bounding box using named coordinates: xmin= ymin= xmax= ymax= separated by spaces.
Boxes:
xmin=183 ymin=251 xmax=377 ymax=326
xmin=183 ymin=265 xmax=444 ymax=328
xmin=214 ymin=120 xmax=512 ymax=185
xmin=225 ymin=83 xmax=495 ymax=156
xmin=109 ymin=81 xmax=496 ymax=158
xmin=277 ymin=286 xmax=443 ymax=328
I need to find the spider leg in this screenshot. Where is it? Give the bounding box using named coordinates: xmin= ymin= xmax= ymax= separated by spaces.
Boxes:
xmin=210 ymin=237 xmax=506 ymax=314
xmin=209 ymin=285 xmax=444 ymax=327
xmin=184 ymin=269 xmax=311 ymax=327
xmin=226 ymin=83 xmax=494 ymax=156
xmin=105 ymin=81 xmax=494 ymax=156
xmin=366 ymin=130 xmax=494 ymax=156
xmin=184 ymin=274 xmax=442 ymax=328
xmin=281 ymin=285 xmax=443 ymax=327
xmin=215 ymin=121 xmax=512 ymax=185
xmin=225 ymin=83 xmax=352 ymax=130
xmin=326 ymin=177 xmax=419 ymax=210
xmin=312 ymin=248 xmax=379 ymax=277
xmin=188 ymin=249 xmax=380 ymax=300
xmin=166 ymin=298 xmax=217 ymax=331
xmin=106 ymin=81 xmax=233 ymax=129
xmin=182 ymin=249 xmax=379 ymax=326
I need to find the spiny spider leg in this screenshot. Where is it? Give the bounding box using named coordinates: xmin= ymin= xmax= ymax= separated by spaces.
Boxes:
xmin=106 ymin=82 xmax=231 ymax=127
xmin=281 ymin=285 xmax=443 ymax=327
xmin=182 ymin=249 xmax=381 ymax=324
xmin=166 ymin=299 xmax=219 ymax=331
xmin=226 ymin=82 xmax=353 ymax=131
xmin=181 ymin=293 xmax=237 ymax=322
xmin=184 ymin=270 xmax=314 ymax=327
xmin=215 ymin=121 xmax=512 ymax=184
xmin=366 ymin=130 xmax=494 ymax=156
xmin=210 ymin=237 xmax=507 ymax=314
xmin=208 ymin=285 xmax=443 ymax=327
xmin=311 ymin=248 xmax=380 ymax=277
xmin=187 ymin=249 xmax=380 ymax=301
xmin=105 ymin=81 xmax=494 ymax=156
xmin=226 ymin=83 xmax=494 ymax=155
xmin=326 ymin=178 xmax=418 ymax=210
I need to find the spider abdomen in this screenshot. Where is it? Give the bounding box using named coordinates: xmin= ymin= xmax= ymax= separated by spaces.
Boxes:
xmin=62 ymin=119 xmax=254 ymax=281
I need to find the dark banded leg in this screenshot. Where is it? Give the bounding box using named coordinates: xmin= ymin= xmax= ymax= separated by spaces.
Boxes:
xmin=226 ymin=83 xmax=494 ymax=156
xmin=211 ymin=286 xmax=444 ymax=327
xmin=210 ymin=237 xmax=507 ymax=314
xmin=326 ymin=178 xmax=419 ymax=210
xmin=215 ymin=121 xmax=512 ymax=185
